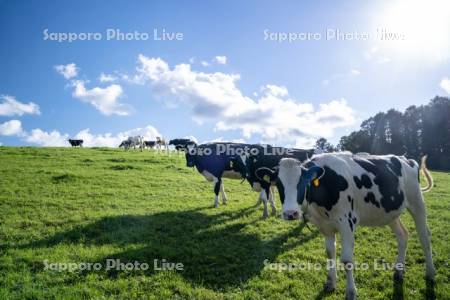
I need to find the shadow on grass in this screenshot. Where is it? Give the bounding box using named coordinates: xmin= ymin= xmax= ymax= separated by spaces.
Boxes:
xmin=21 ymin=206 xmax=319 ymax=289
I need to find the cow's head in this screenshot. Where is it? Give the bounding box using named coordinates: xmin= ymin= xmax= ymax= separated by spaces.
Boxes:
xmin=185 ymin=143 xmax=197 ymax=167
xmin=277 ymin=158 xmax=324 ymax=221
xmin=230 ymin=154 xmax=249 ymax=179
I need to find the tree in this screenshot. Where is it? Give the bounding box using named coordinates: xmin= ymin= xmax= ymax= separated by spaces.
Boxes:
xmin=338 ymin=96 xmax=450 ymax=170
xmin=315 ymin=138 xmax=336 ymax=153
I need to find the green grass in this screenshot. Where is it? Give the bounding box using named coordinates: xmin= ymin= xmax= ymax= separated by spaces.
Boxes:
xmin=0 ymin=147 xmax=448 ymax=299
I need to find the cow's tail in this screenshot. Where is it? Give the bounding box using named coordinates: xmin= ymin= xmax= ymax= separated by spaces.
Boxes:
xmin=420 ymin=155 xmax=433 ymax=193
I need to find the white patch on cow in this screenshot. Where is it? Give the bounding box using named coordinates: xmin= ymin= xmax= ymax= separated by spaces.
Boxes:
xmin=222 ymin=170 xmax=242 ymax=179
xmin=201 ymin=170 xmax=215 ymax=182
xmin=252 ymin=182 xmax=261 ymax=192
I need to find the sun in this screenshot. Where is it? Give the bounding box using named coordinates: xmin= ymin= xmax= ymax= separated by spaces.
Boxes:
xmin=374 ymin=0 xmax=450 ymax=62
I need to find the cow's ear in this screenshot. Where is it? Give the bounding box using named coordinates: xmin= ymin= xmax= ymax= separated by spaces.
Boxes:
xmin=303 ymin=165 xmax=325 ymax=186
xmin=255 ymin=167 xmax=277 ymax=183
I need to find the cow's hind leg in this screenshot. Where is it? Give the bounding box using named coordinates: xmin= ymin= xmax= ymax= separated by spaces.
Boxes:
xmin=407 ymin=194 xmax=436 ymax=280
xmin=268 ymin=186 xmax=276 ymax=215
xmin=213 ymin=178 xmax=221 ymax=208
xmin=255 ymin=192 xmax=263 ymax=206
xmin=260 ymin=189 xmax=269 ymax=218
xmin=220 ymin=182 xmax=228 ymax=205
xmin=324 ymin=234 xmax=337 ymax=292
xmin=339 ymin=223 xmax=356 ymax=300
xmin=389 ymin=218 xmax=408 ymax=282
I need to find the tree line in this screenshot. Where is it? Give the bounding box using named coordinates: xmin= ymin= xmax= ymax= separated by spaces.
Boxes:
xmin=315 ymin=96 xmax=450 ymax=170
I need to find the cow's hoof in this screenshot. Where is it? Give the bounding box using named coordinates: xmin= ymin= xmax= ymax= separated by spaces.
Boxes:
xmin=323 ymin=281 xmax=336 ymax=293
xmin=213 ymin=204 xmax=219 ymax=208
xmin=271 ymin=209 xmax=277 ymax=216
xmin=345 ymin=289 xmax=356 ymax=300
xmin=261 ymin=213 xmax=269 ymax=219
xmin=393 ymin=270 xmax=404 ymax=283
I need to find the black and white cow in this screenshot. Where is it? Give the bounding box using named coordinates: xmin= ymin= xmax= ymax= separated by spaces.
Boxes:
xmin=68 ymin=139 xmax=83 ymax=147
xmin=185 ymin=142 xmax=271 ymax=212
xmin=231 ymin=145 xmax=314 ymax=218
xmin=143 ymin=141 xmax=157 ymax=149
xmin=119 ymin=136 xmax=144 ymax=150
xmin=266 ymin=153 xmax=435 ymax=299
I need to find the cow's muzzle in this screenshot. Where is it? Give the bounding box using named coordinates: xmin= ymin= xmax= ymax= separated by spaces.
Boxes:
xmin=283 ymin=210 xmax=300 ymax=221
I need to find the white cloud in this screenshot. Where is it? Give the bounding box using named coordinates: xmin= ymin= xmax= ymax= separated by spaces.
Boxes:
xmin=322 ymin=69 xmax=361 ymax=86
xmin=214 ymin=56 xmax=227 ymax=65
xmin=135 ymin=55 xmax=356 ymax=146
xmin=99 ymin=73 xmax=117 ymax=83
xmin=24 ymin=129 xmax=68 ymax=146
xmin=200 ymin=61 xmax=210 ymax=67
xmin=18 ymin=124 xmax=161 ymax=147
xmin=72 ymin=80 xmax=130 ymax=116
xmin=0 ymin=120 xmax=23 ymax=136
xmin=262 ymin=84 xmax=288 ymax=97
xmin=440 ymin=77 xmax=450 ymax=94
xmin=55 ymin=63 xmax=78 ymax=79
xmin=0 ymin=95 xmax=41 ymax=116
xmin=364 ymin=47 xmax=391 ymax=64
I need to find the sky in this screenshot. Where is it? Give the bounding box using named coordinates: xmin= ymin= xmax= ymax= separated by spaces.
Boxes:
xmin=1 ymin=0 xmax=450 ymax=148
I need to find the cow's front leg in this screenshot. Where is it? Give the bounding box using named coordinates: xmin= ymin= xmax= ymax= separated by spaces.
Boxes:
xmin=389 ymin=218 xmax=408 ymax=282
xmin=220 ymin=182 xmax=228 ymax=205
xmin=213 ymin=178 xmax=221 ymax=208
xmin=324 ymin=234 xmax=337 ymax=292
xmin=340 ymin=225 xmax=356 ymax=300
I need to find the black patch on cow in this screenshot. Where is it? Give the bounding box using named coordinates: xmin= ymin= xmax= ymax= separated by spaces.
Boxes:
xmin=347 ymin=196 xmax=354 ymax=210
xmin=214 ymin=180 xmax=221 ymax=196
xmin=348 ymin=218 xmax=354 ymax=232
xmin=390 ymin=157 xmax=403 ymax=177
xmin=306 ymin=166 xmax=349 ymax=211
xmin=325 ymin=211 xmax=329 ymax=217
xmin=364 ymin=192 xmax=380 ymax=208
xmin=276 ymin=179 xmax=285 ymax=204
xmin=353 ymin=174 xmax=373 ymax=189
xmin=352 ymin=216 xmax=357 ymax=224
xmin=353 ymin=157 xmax=404 ymax=212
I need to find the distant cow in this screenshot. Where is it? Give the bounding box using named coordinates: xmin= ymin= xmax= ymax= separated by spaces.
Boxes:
xmin=143 ymin=141 xmax=157 ymax=149
xmin=231 ymin=145 xmax=314 ymax=218
xmin=156 ymin=137 xmax=169 ymax=151
xmin=269 ymin=153 xmax=435 ymax=299
xmin=119 ymin=136 xmax=143 ymax=150
xmin=68 ymin=139 xmax=83 ymax=147
xmin=169 ymin=138 xmax=197 ymax=151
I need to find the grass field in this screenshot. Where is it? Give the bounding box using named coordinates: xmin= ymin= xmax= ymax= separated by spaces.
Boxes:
xmin=0 ymin=147 xmax=448 ymax=299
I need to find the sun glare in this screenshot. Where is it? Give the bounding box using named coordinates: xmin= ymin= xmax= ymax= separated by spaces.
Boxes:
xmin=375 ymin=0 xmax=450 ymax=62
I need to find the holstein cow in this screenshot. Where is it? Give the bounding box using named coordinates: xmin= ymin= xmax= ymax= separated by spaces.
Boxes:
xmin=143 ymin=141 xmax=157 ymax=149
xmin=185 ymin=142 xmax=268 ymax=210
xmin=231 ymin=145 xmax=314 ymax=218
xmin=263 ymin=153 xmax=435 ymax=299
xmin=68 ymin=139 xmax=83 ymax=147
xmin=119 ymin=136 xmax=144 ymax=151
xmin=156 ymin=137 xmax=169 ymax=151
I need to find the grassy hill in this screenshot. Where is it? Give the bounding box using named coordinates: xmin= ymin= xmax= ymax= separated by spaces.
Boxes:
xmin=0 ymin=147 xmax=448 ymax=299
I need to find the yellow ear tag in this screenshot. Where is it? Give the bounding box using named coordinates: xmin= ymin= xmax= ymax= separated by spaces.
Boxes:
xmin=263 ymin=175 xmax=271 ymax=183
xmin=313 ymin=179 xmax=320 ymax=187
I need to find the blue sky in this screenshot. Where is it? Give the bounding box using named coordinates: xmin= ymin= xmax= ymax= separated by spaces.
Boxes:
xmin=1 ymin=0 xmax=449 ymax=147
